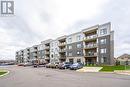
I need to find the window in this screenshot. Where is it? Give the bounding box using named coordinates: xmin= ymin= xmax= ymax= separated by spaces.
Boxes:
xmin=100 ymin=39 xmax=106 ymax=44
xmin=77 ymin=43 xmax=81 ymax=48
xmin=55 ymin=42 xmax=58 ymax=46
xmin=68 ymin=52 xmax=72 ymax=56
xmin=68 ymin=45 xmax=72 ymax=49
xmin=100 ymin=28 xmax=107 ymax=35
xmin=101 ymin=48 xmax=106 ymax=53
xmin=77 ymin=59 xmax=81 ymax=63
xmin=68 ymin=37 xmax=72 ymax=42
xmin=77 ymin=51 xmax=81 ymax=55
xmin=69 ymin=59 xmax=74 ymax=64
xmin=77 ymin=35 xmax=81 ymax=41
xmin=55 ymin=48 xmax=58 ymax=52
xmin=51 ymin=49 xmax=53 ymax=52
xmin=51 ymin=43 xmax=53 ymax=47
xmin=51 ymin=54 xmax=53 ymax=58
xmin=101 ymin=57 xmax=107 ymax=63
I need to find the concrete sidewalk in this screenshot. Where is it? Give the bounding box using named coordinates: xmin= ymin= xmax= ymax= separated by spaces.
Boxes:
xmin=114 ymin=70 xmax=130 ymax=75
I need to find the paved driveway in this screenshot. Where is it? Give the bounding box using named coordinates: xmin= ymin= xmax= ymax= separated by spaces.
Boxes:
xmin=0 ymin=65 xmax=130 ymax=87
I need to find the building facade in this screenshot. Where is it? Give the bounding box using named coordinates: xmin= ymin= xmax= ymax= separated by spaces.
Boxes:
xmin=15 ymin=22 xmax=114 ymax=65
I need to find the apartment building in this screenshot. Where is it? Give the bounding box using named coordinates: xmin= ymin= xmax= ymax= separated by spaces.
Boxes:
xmin=50 ymin=40 xmax=59 ymax=63
xmin=57 ymin=36 xmax=67 ymax=63
xmin=41 ymin=39 xmax=52 ymax=63
xmin=16 ymin=50 xmax=24 ymax=63
xmin=15 ymin=22 xmax=114 ymax=65
xmin=66 ymin=32 xmax=84 ymax=64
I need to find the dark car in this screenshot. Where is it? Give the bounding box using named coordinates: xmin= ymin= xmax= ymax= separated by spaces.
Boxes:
xmin=33 ymin=63 xmax=39 ymax=68
xmin=59 ymin=62 xmax=72 ymax=69
xmin=70 ymin=63 xmax=83 ymax=70
xmin=17 ymin=63 xmax=24 ymax=66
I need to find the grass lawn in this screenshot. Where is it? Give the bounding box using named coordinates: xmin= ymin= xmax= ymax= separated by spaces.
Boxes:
xmin=85 ymin=65 xmax=130 ymax=72
xmin=0 ymin=72 xmax=7 ymax=75
xmin=0 ymin=69 xmax=7 ymax=76
xmin=100 ymin=65 xmax=125 ymax=72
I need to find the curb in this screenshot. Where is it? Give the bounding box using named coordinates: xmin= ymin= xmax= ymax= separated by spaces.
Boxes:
xmin=0 ymin=70 xmax=10 ymax=77
xmin=114 ymin=72 xmax=130 ymax=76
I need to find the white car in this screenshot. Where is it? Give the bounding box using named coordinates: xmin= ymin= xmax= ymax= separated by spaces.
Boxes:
xmin=23 ymin=62 xmax=32 ymax=67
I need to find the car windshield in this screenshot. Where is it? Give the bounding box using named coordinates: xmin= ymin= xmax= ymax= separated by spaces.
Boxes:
xmin=72 ymin=63 xmax=79 ymax=66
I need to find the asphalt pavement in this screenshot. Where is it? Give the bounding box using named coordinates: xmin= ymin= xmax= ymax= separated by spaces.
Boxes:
xmin=0 ymin=65 xmax=130 ymax=87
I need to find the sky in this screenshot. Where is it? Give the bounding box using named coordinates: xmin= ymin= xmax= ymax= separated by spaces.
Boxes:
xmin=0 ymin=0 xmax=130 ymax=60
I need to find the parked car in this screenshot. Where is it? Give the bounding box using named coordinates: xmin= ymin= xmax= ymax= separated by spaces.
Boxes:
xmin=70 ymin=63 xmax=83 ymax=70
xmin=45 ymin=63 xmax=52 ymax=68
xmin=17 ymin=63 xmax=24 ymax=66
xmin=59 ymin=62 xmax=72 ymax=69
xmin=57 ymin=63 xmax=64 ymax=69
xmin=33 ymin=63 xmax=39 ymax=68
xmin=51 ymin=62 xmax=59 ymax=69
xmin=23 ymin=62 xmax=32 ymax=67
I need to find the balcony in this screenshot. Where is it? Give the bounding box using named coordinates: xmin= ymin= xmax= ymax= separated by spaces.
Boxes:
xmin=45 ymin=51 xmax=50 ymax=54
xmin=84 ymin=44 xmax=97 ymax=49
xmin=59 ymin=56 xmax=66 ymax=59
xmin=45 ymin=46 xmax=50 ymax=50
xmin=83 ymin=35 xmax=97 ymax=42
xmin=33 ymin=49 xmax=37 ymax=52
xmin=84 ymin=53 xmax=97 ymax=57
xmin=59 ymin=49 xmax=66 ymax=53
xmin=33 ymin=53 xmax=37 ymax=56
xmin=58 ymin=42 xmax=66 ymax=47
xmin=45 ymin=57 xmax=50 ymax=60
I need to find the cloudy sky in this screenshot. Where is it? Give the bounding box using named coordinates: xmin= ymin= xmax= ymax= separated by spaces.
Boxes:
xmin=0 ymin=0 xmax=130 ymax=60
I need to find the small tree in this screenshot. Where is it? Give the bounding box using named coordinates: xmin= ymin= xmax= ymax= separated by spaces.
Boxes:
xmin=115 ymin=60 xmax=120 ymax=66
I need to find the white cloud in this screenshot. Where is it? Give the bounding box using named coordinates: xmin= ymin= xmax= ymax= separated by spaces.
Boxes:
xmin=0 ymin=0 xmax=130 ymax=59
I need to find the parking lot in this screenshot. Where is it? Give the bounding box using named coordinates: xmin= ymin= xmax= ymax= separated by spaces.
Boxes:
xmin=0 ymin=65 xmax=130 ymax=87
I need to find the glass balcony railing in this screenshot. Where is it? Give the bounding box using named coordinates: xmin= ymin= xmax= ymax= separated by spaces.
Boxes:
xmin=45 ymin=51 xmax=50 ymax=54
xmin=85 ymin=53 xmax=97 ymax=57
xmin=58 ymin=42 xmax=66 ymax=46
xmin=83 ymin=35 xmax=97 ymax=41
xmin=45 ymin=46 xmax=50 ymax=49
xmin=59 ymin=49 xmax=66 ymax=52
xmin=84 ymin=44 xmax=97 ymax=49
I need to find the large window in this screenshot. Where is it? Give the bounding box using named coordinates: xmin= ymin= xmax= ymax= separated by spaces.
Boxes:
xmin=100 ymin=39 xmax=106 ymax=44
xmin=68 ymin=37 xmax=72 ymax=42
xmin=68 ymin=45 xmax=72 ymax=49
xmin=101 ymin=57 xmax=107 ymax=63
xmin=77 ymin=59 xmax=81 ymax=63
xmin=68 ymin=52 xmax=72 ymax=56
xmin=100 ymin=28 xmax=107 ymax=35
xmin=77 ymin=35 xmax=81 ymax=41
xmin=101 ymin=48 xmax=106 ymax=53
xmin=77 ymin=43 xmax=81 ymax=48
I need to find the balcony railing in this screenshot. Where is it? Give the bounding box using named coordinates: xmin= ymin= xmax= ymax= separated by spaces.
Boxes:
xmin=33 ymin=53 xmax=37 ymax=56
xmin=45 ymin=57 xmax=50 ymax=59
xmin=45 ymin=46 xmax=50 ymax=49
xmin=45 ymin=51 xmax=50 ymax=54
xmin=58 ymin=42 xmax=66 ymax=46
xmin=84 ymin=44 xmax=97 ymax=49
xmin=33 ymin=49 xmax=37 ymax=52
xmin=59 ymin=56 xmax=66 ymax=59
xmin=59 ymin=49 xmax=66 ymax=52
xmin=83 ymin=35 xmax=97 ymax=41
xmin=85 ymin=53 xmax=97 ymax=57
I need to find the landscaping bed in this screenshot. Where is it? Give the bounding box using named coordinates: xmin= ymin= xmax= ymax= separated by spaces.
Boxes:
xmin=0 ymin=72 xmax=7 ymax=75
xmin=0 ymin=69 xmax=8 ymax=76
xmin=85 ymin=65 xmax=130 ymax=72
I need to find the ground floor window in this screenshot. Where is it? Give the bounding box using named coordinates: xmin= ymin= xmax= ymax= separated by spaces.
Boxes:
xmin=69 ymin=59 xmax=74 ymax=64
xmin=77 ymin=59 xmax=81 ymax=63
xmin=101 ymin=57 xmax=107 ymax=63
